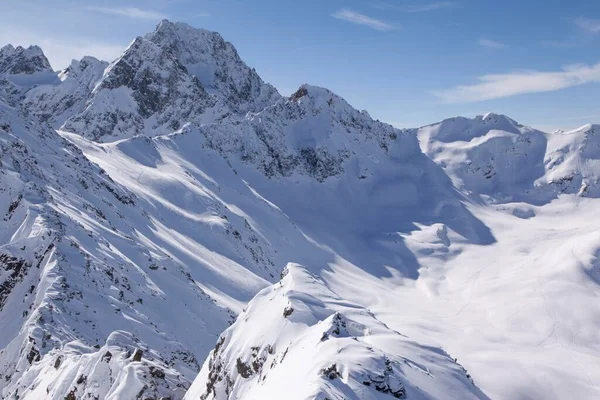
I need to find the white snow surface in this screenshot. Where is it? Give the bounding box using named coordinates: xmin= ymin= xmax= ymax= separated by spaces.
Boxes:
xmin=184 ymin=263 xmax=484 ymax=400
xmin=1 ymin=20 xmax=600 ymax=400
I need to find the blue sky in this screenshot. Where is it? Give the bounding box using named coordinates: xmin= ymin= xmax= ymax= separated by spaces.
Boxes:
xmin=1 ymin=0 xmax=599 ymax=131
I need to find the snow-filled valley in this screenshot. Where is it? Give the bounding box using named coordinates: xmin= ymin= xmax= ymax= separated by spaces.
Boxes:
xmin=1 ymin=20 xmax=600 ymax=400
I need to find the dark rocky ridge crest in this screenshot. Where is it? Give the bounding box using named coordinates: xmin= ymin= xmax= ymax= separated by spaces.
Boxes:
xmin=0 ymin=44 xmax=53 ymax=75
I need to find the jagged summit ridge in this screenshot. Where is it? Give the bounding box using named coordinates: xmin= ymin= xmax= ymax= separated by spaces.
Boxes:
xmin=147 ymin=20 xmax=281 ymax=112
xmin=0 ymin=44 xmax=53 ymax=75
xmin=61 ymin=33 xmax=219 ymax=140
xmin=23 ymin=56 xmax=108 ymax=126
xmin=57 ymin=20 xmax=280 ymax=141
xmin=0 ymin=44 xmax=58 ymax=106
xmin=196 ymin=82 xmax=417 ymax=182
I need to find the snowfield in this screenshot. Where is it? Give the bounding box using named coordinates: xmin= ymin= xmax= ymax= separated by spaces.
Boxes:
xmin=1 ymin=20 xmax=600 ymax=400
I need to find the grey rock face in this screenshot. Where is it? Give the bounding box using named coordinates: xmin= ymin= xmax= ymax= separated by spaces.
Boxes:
xmin=0 ymin=45 xmax=53 ymax=75
xmin=60 ymin=20 xmax=281 ymax=142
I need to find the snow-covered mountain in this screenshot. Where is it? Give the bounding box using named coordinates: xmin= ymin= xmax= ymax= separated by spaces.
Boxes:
xmin=24 ymin=20 xmax=281 ymax=142
xmin=0 ymin=44 xmax=58 ymax=106
xmin=185 ymin=264 xmax=484 ymax=400
xmin=23 ymin=56 xmax=108 ymax=127
xmin=417 ymin=113 xmax=600 ymax=203
xmin=0 ymin=44 xmax=53 ymax=76
xmin=2 ymin=19 xmax=600 ymax=400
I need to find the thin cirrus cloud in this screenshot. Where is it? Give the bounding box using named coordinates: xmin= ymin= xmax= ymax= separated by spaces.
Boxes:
xmin=376 ymin=1 xmax=454 ymax=12
xmin=574 ymin=17 xmax=600 ymax=34
xmin=403 ymin=2 xmax=454 ymax=12
xmin=433 ymin=62 xmax=600 ymax=103
xmin=477 ymin=38 xmax=507 ymax=49
xmin=332 ymin=9 xmax=394 ymax=31
xmin=85 ymin=6 xmax=167 ymax=20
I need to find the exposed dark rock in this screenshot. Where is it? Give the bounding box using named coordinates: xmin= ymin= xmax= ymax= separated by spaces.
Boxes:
xmin=290 ymin=87 xmax=308 ymax=102
xmin=0 ymin=253 xmax=32 ymax=310
xmin=7 ymin=193 xmax=22 ymax=216
xmin=27 ymin=346 xmax=40 ymax=364
xmin=362 ymin=358 xmax=407 ymax=399
xmin=149 ymin=366 xmax=166 ymax=379
xmin=132 ymin=348 xmax=144 ymax=362
xmin=236 ymin=357 xmax=253 ymax=378
xmin=65 ymin=388 xmax=77 ymax=400
xmin=321 ymin=364 xmax=341 ymax=380
xmin=76 ymin=374 xmax=87 ymax=385
xmin=102 ymin=351 xmax=112 ymax=362
xmin=283 ymin=306 xmax=294 ymax=318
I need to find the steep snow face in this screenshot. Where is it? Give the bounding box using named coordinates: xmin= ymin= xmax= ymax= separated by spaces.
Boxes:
xmin=23 ymin=56 xmax=108 ymax=127
xmin=542 ymin=124 xmax=600 ymax=196
xmin=59 ymin=20 xmax=280 ymax=142
xmin=200 ymin=84 xmax=420 ymax=182
xmin=185 ymin=264 xmax=485 ymax=400
xmin=146 ymin=20 xmax=280 ymax=114
xmin=418 ymin=114 xmax=547 ymax=202
xmin=0 ymin=100 xmax=247 ymax=400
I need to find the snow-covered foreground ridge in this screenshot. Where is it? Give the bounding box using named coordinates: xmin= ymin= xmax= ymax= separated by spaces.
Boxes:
xmin=185 ymin=264 xmax=485 ymax=400
xmin=0 ymin=19 xmax=599 ymax=400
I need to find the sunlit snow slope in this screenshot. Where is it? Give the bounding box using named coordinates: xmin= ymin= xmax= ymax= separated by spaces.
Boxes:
xmin=1 ymin=19 xmax=600 ymax=400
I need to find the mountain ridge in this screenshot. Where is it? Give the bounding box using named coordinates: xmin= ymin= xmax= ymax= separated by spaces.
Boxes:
xmin=1 ymin=19 xmax=600 ymax=400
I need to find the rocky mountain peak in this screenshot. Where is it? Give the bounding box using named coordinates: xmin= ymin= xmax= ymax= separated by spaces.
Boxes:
xmin=58 ymin=33 xmax=216 ymax=140
xmin=145 ymin=20 xmax=281 ymax=113
xmin=54 ymin=20 xmax=280 ymax=141
xmin=0 ymin=44 xmax=53 ymax=75
xmin=59 ymin=56 xmax=107 ymax=81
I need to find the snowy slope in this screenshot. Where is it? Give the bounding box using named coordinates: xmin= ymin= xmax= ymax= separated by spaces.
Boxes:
xmin=23 ymin=56 xmax=108 ymax=127
xmin=543 ymin=124 xmax=600 ymax=197
xmin=2 ymin=19 xmax=600 ymax=400
xmin=418 ymin=114 xmax=600 ymax=203
xmin=185 ymin=264 xmax=485 ymax=400
xmin=57 ymin=88 xmax=496 ymax=400
xmin=417 ymin=113 xmax=547 ymax=202
xmin=0 ymin=96 xmax=245 ymax=399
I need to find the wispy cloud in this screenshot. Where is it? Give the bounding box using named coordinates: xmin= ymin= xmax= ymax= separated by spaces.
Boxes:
xmin=376 ymin=1 xmax=454 ymax=12
xmin=477 ymin=38 xmax=507 ymax=49
xmin=332 ymin=9 xmax=394 ymax=31
xmin=574 ymin=17 xmax=600 ymax=34
xmin=432 ymin=62 xmax=600 ymax=103
xmin=86 ymin=6 xmax=167 ymax=20
xmin=404 ymin=2 xmax=454 ymax=12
